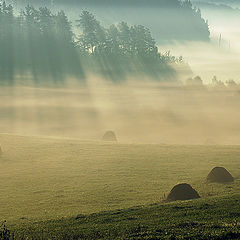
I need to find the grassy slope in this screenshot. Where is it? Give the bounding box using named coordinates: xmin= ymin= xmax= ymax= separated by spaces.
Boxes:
xmin=11 ymin=194 xmax=240 ymax=239
xmin=0 ymin=134 xmax=239 ymax=238
xmin=0 ymin=134 xmax=240 ymax=222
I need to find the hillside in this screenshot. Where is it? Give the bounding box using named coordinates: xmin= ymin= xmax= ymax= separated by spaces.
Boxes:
xmin=0 ymin=134 xmax=239 ymax=238
xmin=0 ymin=133 xmax=240 ymax=222
xmin=8 ymin=194 xmax=240 ymax=239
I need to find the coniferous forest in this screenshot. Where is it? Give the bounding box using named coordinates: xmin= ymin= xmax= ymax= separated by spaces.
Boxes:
xmin=0 ymin=1 xmax=200 ymax=85
xmin=9 ymin=0 xmax=210 ymax=42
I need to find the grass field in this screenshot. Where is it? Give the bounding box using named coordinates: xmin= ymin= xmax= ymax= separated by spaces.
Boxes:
xmin=0 ymin=133 xmax=240 ymax=225
xmin=10 ymin=194 xmax=240 ymax=239
xmin=0 ymin=133 xmax=240 ymax=239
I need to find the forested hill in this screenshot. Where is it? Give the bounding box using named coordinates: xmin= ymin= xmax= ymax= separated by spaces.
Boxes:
xmin=8 ymin=0 xmax=210 ymax=42
xmin=0 ymin=2 xmax=191 ymax=85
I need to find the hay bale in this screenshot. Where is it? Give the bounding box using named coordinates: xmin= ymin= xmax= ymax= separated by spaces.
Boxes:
xmin=205 ymin=138 xmax=216 ymax=145
xmin=207 ymin=167 xmax=234 ymax=183
xmin=102 ymin=131 xmax=117 ymax=142
xmin=167 ymin=183 xmax=200 ymax=202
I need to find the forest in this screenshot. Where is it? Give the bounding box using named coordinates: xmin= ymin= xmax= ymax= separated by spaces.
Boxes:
xmin=0 ymin=1 xmax=190 ymax=85
xmin=7 ymin=0 xmax=210 ymax=42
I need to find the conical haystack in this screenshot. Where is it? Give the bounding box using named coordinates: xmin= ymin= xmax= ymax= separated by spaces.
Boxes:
xmin=102 ymin=131 xmax=117 ymax=142
xmin=207 ymin=167 xmax=234 ymax=183
xmin=167 ymin=183 xmax=200 ymax=202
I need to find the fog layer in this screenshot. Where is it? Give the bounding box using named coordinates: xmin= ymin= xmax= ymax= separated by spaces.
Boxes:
xmin=1 ymin=80 xmax=240 ymax=145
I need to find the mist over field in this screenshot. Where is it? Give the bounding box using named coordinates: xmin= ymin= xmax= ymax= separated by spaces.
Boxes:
xmin=1 ymin=1 xmax=240 ymax=239
xmin=185 ymin=0 xmax=240 ymax=82
xmin=1 ymin=80 xmax=240 ymax=145
xmin=0 ymin=0 xmax=240 ymax=144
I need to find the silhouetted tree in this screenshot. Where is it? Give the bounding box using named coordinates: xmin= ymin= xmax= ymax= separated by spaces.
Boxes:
xmin=76 ymin=11 xmax=105 ymax=54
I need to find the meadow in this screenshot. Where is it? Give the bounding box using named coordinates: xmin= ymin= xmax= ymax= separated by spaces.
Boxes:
xmin=10 ymin=194 xmax=240 ymax=239
xmin=0 ymin=134 xmax=239 ymax=226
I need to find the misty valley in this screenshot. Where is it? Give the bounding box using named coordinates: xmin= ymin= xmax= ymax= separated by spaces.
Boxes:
xmin=0 ymin=0 xmax=240 ymax=239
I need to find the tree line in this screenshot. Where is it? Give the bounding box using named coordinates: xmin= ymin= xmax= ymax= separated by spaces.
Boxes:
xmin=0 ymin=1 xmax=186 ymax=85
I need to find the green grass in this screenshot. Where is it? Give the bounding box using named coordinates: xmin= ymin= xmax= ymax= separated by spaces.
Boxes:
xmin=0 ymin=134 xmax=240 ymax=221
xmin=8 ymin=194 xmax=240 ymax=239
xmin=0 ymin=133 xmax=240 ymax=239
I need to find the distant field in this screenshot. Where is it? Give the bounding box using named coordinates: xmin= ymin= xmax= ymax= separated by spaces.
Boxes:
xmin=0 ymin=134 xmax=239 ymax=224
